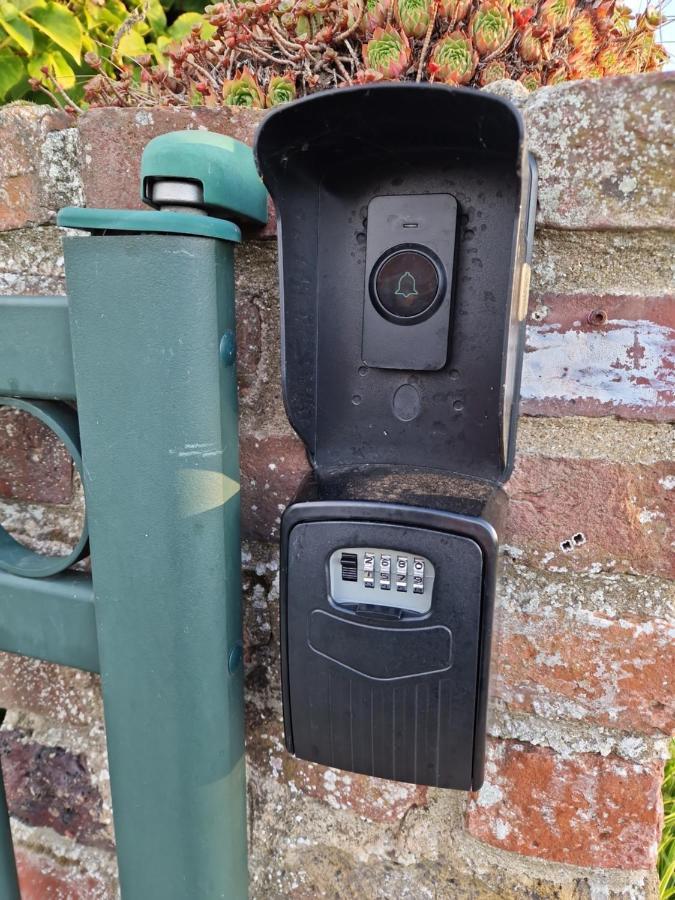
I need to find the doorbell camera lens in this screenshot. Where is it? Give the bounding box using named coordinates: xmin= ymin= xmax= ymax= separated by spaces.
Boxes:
xmin=370 ymin=246 xmax=444 ymax=324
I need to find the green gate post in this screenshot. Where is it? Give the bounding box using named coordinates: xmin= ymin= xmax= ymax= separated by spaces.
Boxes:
xmin=58 ymin=133 xmax=267 ymax=899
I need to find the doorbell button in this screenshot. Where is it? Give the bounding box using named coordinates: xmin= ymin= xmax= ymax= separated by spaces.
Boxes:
xmin=371 ymin=246 xmax=443 ymax=323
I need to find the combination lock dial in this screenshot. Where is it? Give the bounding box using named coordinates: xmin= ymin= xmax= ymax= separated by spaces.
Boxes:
xmin=329 ymin=547 xmax=435 ymax=616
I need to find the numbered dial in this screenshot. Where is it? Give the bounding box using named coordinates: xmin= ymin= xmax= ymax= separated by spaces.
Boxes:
xmin=330 ymin=547 xmax=435 ymax=616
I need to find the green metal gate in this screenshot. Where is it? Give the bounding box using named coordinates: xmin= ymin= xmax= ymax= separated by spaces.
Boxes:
xmin=0 ymin=130 xmax=268 ymax=899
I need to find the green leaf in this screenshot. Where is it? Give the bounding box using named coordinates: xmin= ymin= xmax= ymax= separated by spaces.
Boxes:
xmin=22 ymin=2 xmax=82 ymax=63
xmin=146 ymin=0 xmax=166 ymax=35
xmin=28 ymin=47 xmax=75 ymax=89
xmin=116 ymin=27 xmax=147 ymax=59
xmin=167 ymin=11 xmax=202 ymax=39
xmin=83 ymin=0 xmax=126 ymax=31
xmin=7 ymin=0 xmax=45 ymax=11
xmin=0 ymin=11 xmax=34 ymax=53
xmin=0 ymin=48 xmax=24 ymax=97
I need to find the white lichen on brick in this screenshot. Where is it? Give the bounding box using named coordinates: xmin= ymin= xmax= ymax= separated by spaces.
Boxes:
xmin=39 ymin=127 xmax=83 ymax=214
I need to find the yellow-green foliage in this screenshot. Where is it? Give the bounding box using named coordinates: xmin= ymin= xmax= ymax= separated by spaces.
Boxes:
xmin=0 ymin=0 xmax=207 ymax=102
xmin=660 ymin=740 xmax=675 ymax=900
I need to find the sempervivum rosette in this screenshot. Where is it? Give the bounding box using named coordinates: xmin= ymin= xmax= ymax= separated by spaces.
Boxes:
xmin=518 ymin=69 xmax=541 ymax=91
xmin=437 ymin=0 xmax=471 ymax=26
xmin=364 ymin=0 xmax=390 ymax=34
xmin=518 ymin=23 xmax=553 ymax=63
xmin=479 ymin=59 xmax=508 ymax=84
xmin=363 ymin=25 xmax=412 ymax=77
xmin=470 ymin=0 xmax=513 ymax=56
xmin=395 ymin=0 xmax=434 ymax=38
xmin=223 ymin=68 xmax=264 ymax=107
xmin=427 ymin=29 xmax=478 ymax=83
xmin=266 ymin=74 xmax=296 ymax=107
xmin=538 ymin=0 xmax=574 ymax=35
xmin=568 ymin=10 xmax=597 ymax=56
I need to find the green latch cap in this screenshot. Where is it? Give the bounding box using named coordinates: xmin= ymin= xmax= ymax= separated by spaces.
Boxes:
xmin=141 ymin=130 xmax=268 ymax=226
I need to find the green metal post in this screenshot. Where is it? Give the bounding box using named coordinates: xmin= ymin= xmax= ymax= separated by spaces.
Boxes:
xmin=0 ymin=713 xmax=20 ymax=900
xmin=55 ymin=130 xmax=267 ymax=900
xmin=63 ymin=234 xmax=248 ymax=899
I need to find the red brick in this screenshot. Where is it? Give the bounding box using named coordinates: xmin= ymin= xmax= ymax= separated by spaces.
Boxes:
xmin=466 ymin=738 xmax=664 ymax=870
xmin=0 ymin=654 xmax=102 ymax=728
xmin=0 ymin=730 xmax=111 ymax=850
xmin=16 ymin=847 xmax=116 ymax=900
xmin=0 ymin=407 xmax=73 ymax=504
xmin=77 ymin=107 xmax=275 ymax=236
xmin=240 ymin=432 xmax=309 ymax=541
xmin=494 ymin=603 xmax=675 ymax=735
xmin=506 ymin=455 xmax=674 ymax=578
xmin=0 ymin=105 xmax=73 ymax=231
xmin=526 ymin=73 xmax=674 ymax=230
xmin=522 ymin=293 xmax=674 ymax=422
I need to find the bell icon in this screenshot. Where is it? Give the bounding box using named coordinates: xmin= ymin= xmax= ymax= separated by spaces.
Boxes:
xmin=394 ymin=272 xmax=418 ymax=299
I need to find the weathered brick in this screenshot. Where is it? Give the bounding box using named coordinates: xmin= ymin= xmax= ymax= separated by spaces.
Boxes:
xmin=0 ymin=729 xmax=111 ymax=850
xmin=0 ymin=226 xmax=66 ymax=296
xmin=0 ymin=655 xmax=102 ymax=729
xmin=77 ymin=106 xmax=274 ymax=235
xmin=0 ymin=407 xmax=73 ymax=504
xmin=493 ymin=575 xmax=675 ymax=734
xmin=525 ymin=73 xmax=674 ymax=230
xmin=240 ymin=433 xmax=309 ymax=541
xmin=522 ymin=292 xmax=674 ymax=421
xmin=283 ymin=755 xmax=428 ymax=824
xmin=466 ymin=738 xmax=664 ymax=870
xmin=506 ymin=453 xmax=674 ymax=577
xmin=15 ymin=847 xmax=116 ymax=900
xmin=234 ymin=241 xmax=287 ymax=436
xmin=0 ymin=104 xmax=79 ymax=231
xmin=516 ymin=416 xmax=674 ymax=466
xmin=531 ymin=230 xmax=675 ymax=298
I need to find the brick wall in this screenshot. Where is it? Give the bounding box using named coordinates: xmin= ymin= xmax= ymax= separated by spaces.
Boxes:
xmin=0 ymin=73 xmax=673 ymax=898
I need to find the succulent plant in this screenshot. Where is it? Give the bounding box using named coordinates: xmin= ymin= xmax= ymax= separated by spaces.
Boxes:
xmin=568 ymin=51 xmax=603 ymax=79
xmin=428 ymin=29 xmax=478 ymax=83
xmin=266 ymin=74 xmax=297 ymax=106
xmin=518 ymin=23 xmax=553 ymax=63
xmin=611 ymin=3 xmax=633 ymax=37
xmin=518 ymin=69 xmax=541 ymax=90
xmin=470 ymin=1 xmax=513 ymax=56
xmin=363 ymin=25 xmax=412 ymax=77
xmin=479 ymin=59 xmax=508 ymax=84
xmin=437 ymin=0 xmax=472 ymax=26
xmin=395 ymin=0 xmax=434 ymax=38
xmin=222 ymin=68 xmax=264 ymax=107
xmin=568 ymin=10 xmax=596 ymax=56
xmin=72 ymin=0 xmax=668 ymax=111
xmin=538 ymin=0 xmax=574 ymax=35
xmin=364 ymin=0 xmax=391 ymax=34
xmin=295 ymin=14 xmax=313 ymax=38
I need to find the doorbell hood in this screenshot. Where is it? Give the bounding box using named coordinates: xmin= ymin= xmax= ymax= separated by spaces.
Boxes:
xmin=255 ymin=82 xmax=537 ymax=483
